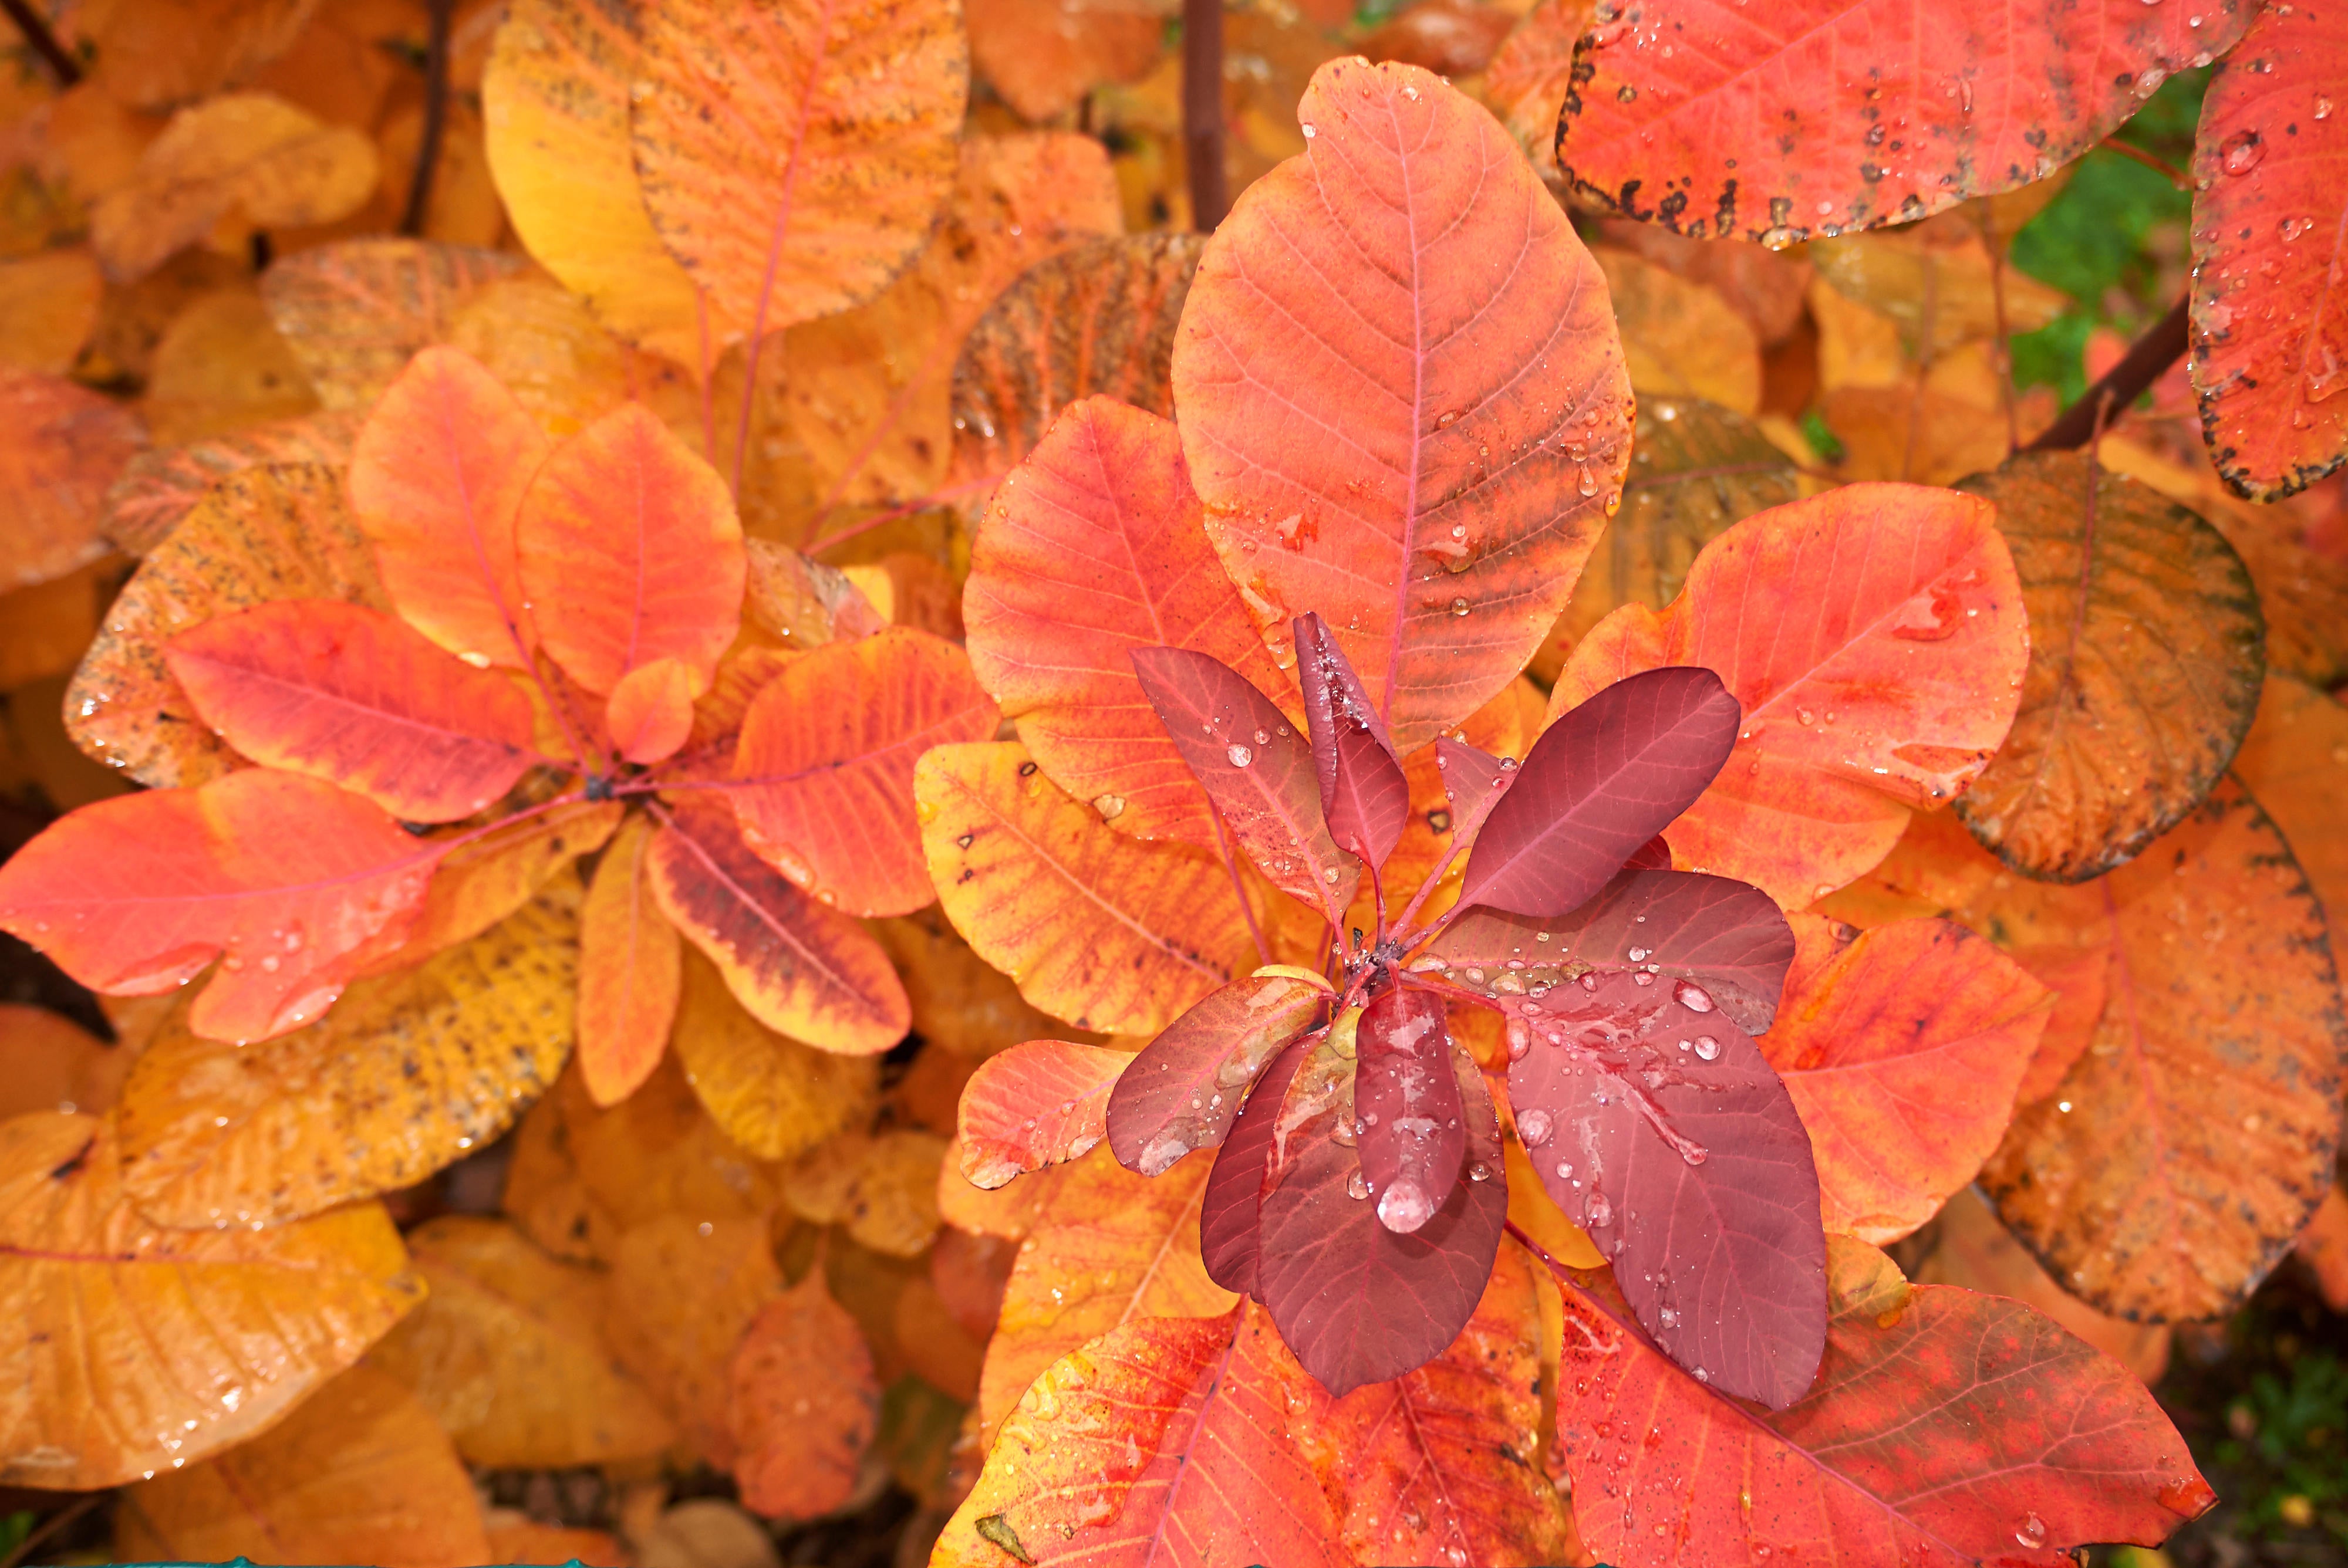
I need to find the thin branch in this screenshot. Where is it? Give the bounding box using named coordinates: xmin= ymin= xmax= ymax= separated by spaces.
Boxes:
xmin=399 ymin=0 xmax=454 ymax=236
xmin=1207 ymin=803 xmax=1273 ymax=967
xmin=1 ymin=0 xmax=79 ymax=87
xmin=801 ymin=472 xmax=1005 ymax=556
xmin=0 ymin=1493 xmax=102 ymax=1568
xmin=1182 ymin=0 xmax=1228 ymax=231
xmin=2025 ymin=295 xmax=2190 ymax=453
xmin=2097 ymin=136 xmax=2191 ymax=191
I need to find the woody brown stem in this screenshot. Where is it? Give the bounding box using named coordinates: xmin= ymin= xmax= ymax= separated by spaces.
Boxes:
xmin=1182 ymin=0 xmax=1228 ymax=231
xmin=2025 ymin=295 xmax=2190 ymax=453
xmin=1 ymin=0 xmax=79 ymax=86
xmin=399 ymin=0 xmax=453 ymax=236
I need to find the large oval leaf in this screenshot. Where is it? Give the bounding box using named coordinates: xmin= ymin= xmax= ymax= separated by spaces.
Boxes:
xmin=670 ymin=949 xmax=876 ymax=1162
xmin=916 ymin=741 xmax=1254 ymax=1036
xmin=260 ymin=241 xmax=528 ymax=412
xmin=731 ymin=626 xmax=1000 ymax=918
xmin=963 ymin=397 xmax=1287 ymax=849
xmin=630 ymin=0 xmax=967 ymax=337
xmin=0 ymin=369 xmax=147 ymax=591
xmin=1952 ymin=451 xmax=2264 ymax=882
xmin=1556 ymin=0 xmax=2254 ymax=242
xmin=0 ymin=1113 xmax=422 ymax=1489
xmin=959 ymin=1039 xmax=1131 ymax=1188
xmin=1553 ymin=482 xmax=2028 ymax=907
xmin=2188 ymin=0 xmax=2348 ymax=501
xmin=1171 ymin=58 xmax=1632 ymax=755
xmin=1105 ymin=971 xmax=1327 ymax=1178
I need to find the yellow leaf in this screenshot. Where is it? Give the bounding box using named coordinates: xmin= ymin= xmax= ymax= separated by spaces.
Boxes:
xmin=0 ymin=1003 xmax=139 ymax=1121
xmin=917 ymin=741 xmax=1253 ymax=1036
xmin=259 ymin=237 xmax=529 ymax=409
xmin=673 ymin=948 xmax=876 ymax=1160
xmin=113 ymin=888 xmax=581 ymax=1228
xmin=874 ymin=908 xmax=1098 ymax=1059
xmin=630 ymin=0 xmax=968 ymax=338
xmin=141 ymin=286 xmax=320 ymax=444
xmin=1591 ymin=245 xmax=1762 ymax=414
xmin=91 ymin=93 xmax=379 ymax=283
xmin=0 ymin=1112 xmax=422 ymax=1489
xmin=356 ymin=799 xmax=623 ymax=976
xmin=369 ymin=1215 xmax=678 ymax=1466
xmin=0 ymin=563 xmax=107 ymax=692
xmin=113 ymin=1364 xmax=490 ymax=1567
xmin=446 ymin=276 xmax=650 ymax=440
xmin=0 ymin=248 xmax=102 ymax=375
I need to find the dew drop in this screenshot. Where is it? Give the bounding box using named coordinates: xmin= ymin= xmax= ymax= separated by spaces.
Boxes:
xmin=1693 ymin=1366 xmax=1709 ymax=1384
xmin=2015 ymin=1513 xmax=2048 ymax=1549
xmin=1578 ymin=465 xmax=1598 ymax=496
xmin=2219 ymin=129 xmax=2263 ymax=174
xmin=1378 ymin=1178 xmax=1436 ymax=1232
xmin=1226 ymin=744 xmax=1253 ymax=767
xmin=1253 ymin=729 xmax=1270 ymax=745
xmin=1693 ymin=1035 xmax=1721 ymax=1061
xmin=1586 ymin=1191 xmax=1614 ymax=1228
xmin=1627 ymin=945 xmax=1649 ymax=962
xmin=2317 ymin=95 xmax=2336 ymax=120
xmin=1346 ymin=1169 xmax=1372 ymax=1199
xmin=1674 ymin=979 xmax=1715 ymax=1013
xmin=1554 ymin=1160 xmax=1574 ymax=1179
xmin=1450 ymin=596 xmax=1471 ymax=616
xmin=1518 ymin=1107 xmax=1554 ymax=1147
xmin=1301 ymin=123 xmax=1317 ymax=138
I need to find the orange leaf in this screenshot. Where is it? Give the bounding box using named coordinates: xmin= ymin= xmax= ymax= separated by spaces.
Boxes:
xmin=728 ymin=1273 xmax=882 ymax=1521
xmin=957 ymin=1039 xmax=1131 ymax=1188
xmin=732 ymin=626 xmax=1001 ymax=917
xmin=873 ymin=905 xmax=1079 ymax=1058
xmin=1313 ymin=1243 xmax=1577 ymax=1567
xmin=162 ymin=600 xmax=540 ymax=822
xmin=0 ymin=769 xmax=440 ymax=1044
xmin=964 ymin=0 xmax=1163 ymax=122
xmin=936 ymin=1305 xmax=1347 ymax=1568
xmin=1482 ymin=0 xmax=1592 ymax=181
xmin=70 ymin=462 xmax=389 ymax=790
xmin=351 ymin=798 xmax=622 ymax=976
xmin=605 ymin=1214 xmax=786 ymax=1468
xmin=579 ymin=812 xmax=683 ymax=1107
xmin=0 ymin=367 xmax=147 ymax=591
xmin=516 ymin=401 xmax=745 ymax=697
xmin=1919 ymin=1189 xmax=2171 ymax=1388
xmin=965 ymin=397 xmax=1287 ymax=848
xmin=648 ymin=805 xmax=909 ymax=1055
xmin=0 ymin=1004 xmax=137 ymax=1121
xmin=348 ymin=345 xmax=550 ymax=671
xmin=606 ymin=654 xmax=700 ymax=764
xmin=1762 ymin=917 xmax=2053 ymax=1243
xmin=2297 ymin=1183 xmax=2348 ymax=1315
xmin=1170 ymin=58 xmax=1632 ymax=755
xmin=112 ymin=1364 xmax=488 ymax=1568
xmin=974 ymin=1146 xmax=1234 ymax=1448
xmin=916 ymin=741 xmax=1255 ymax=1036
xmin=259 ymin=239 xmax=531 ymax=411
xmin=1553 ymin=482 xmax=2028 ymax=906
xmin=629 ymin=0 xmax=967 ymax=336
xmin=0 ymin=1113 xmax=422 ymax=1489
xmin=100 ymin=408 xmax=362 ymax=557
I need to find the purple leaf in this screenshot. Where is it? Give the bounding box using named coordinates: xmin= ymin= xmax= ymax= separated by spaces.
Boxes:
xmin=1352 ymin=985 xmax=1465 ymax=1235
xmin=1106 ymin=970 xmax=1327 ymax=1177
xmin=1458 ymin=667 xmax=1740 ymax=919
xmin=1293 ymin=612 xmax=1409 ymax=871
xmin=1621 ymin=833 xmax=1672 ymax=871
xmin=1432 ymin=733 xmax=1518 ymax=856
xmin=1506 ymin=969 xmax=1826 ymax=1408
xmin=1427 ymin=868 xmax=1796 ymax=1034
xmin=1131 ymin=646 xmax=1358 ymax=920
xmin=1253 ymin=1019 xmax=1506 ymax=1396
xmin=1198 ymin=1028 xmax=1315 ymax=1296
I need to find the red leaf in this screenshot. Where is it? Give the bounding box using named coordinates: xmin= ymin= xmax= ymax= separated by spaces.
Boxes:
xmin=1431 ymin=867 xmax=1796 ymax=1035
xmin=2188 ymin=0 xmax=2348 ymax=501
xmin=732 ymin=627 xmax=1003 ymax=918
xmin=162 ymin=600 xmax=538 ymax=823
xmin=1548 ymin=1238 xmax=2215 ymax=1567
xmin=958 ymin=1040 xmax=1131 ymax=1189
xmin=1173 ymin=59 xmax=1632 ymax=755
xmin=1557 ymin=0 xmax=2254 ymax=241
xmin=1256 ymin=1026 xmax=1506 ymax=1395
xmin=963 ymin=396 xmax=1287 ymax=848
xmin=515 ymin=403 xmax=745 ymax=697
xmin=1105 ymin=971 xmax=1328 ymax=1177
xmin=1294 ymin=611 xmax=1411 ymax=872
xmin=647 ymin=806 xmax=908 ymax=1055
xmin=347 ymin=346 xmax=548 ymax=671
xmin=1507 ymin=968 xmax=1826 ymax=1408
xmin=1130 ymin=647 xmax=1356 ymax=921
xmin=1197 ymin=1026 xmax=1315 ymax=1297
xmin=1353 ymin=985 xmax=1466 ymax=1236
xmin=0 ymin=771 xmax=437 ymax=1043
xmin=1460 ymin=666 xmax=1739 ymax=918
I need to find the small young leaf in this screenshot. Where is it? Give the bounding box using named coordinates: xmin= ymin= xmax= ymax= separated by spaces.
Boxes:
xmin=1431 ymin=867 xmax=1796 ymax=1035
xmin=515 ymin=401 xmax=745 ymax=698
xmin=1131 ymin=646 xmax=1357 ymax=920
xmin=606 ymin=655 xmax=699 ymax=765
xmin=1507 ymin=968 xmax=1826 ymax=1408
xmin=162 ymin=600 xmax=539 ymax=823
xmin=732 ymin=626 xmax=1001 ymax=919
xmin=579 ymin=814 xmax=683 ymax=1107
xmin=1294 ymin=611 xmax=1409 ymax=871
xmin=1352 ymin=985 xmax=1465 ymax=1236
xmin=1459 ymin=665 xmax=1738 ymax=919
xmin=1256 ymin=1027 xmax=1506 ymax=1395
xmin=0 ymin=770 xmax=441 ymax=1044
xmin=348 ymin=346 xmax=549 ymax=672
xmin=959 ymin=1039 xmax=1131 ymax=1188
xmin=1105 ymin=971 xmax=1327 ymax=1178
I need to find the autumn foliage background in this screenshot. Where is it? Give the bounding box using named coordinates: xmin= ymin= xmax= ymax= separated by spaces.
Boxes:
xmin=0 ymin=0 xmax=2346 ymax=1564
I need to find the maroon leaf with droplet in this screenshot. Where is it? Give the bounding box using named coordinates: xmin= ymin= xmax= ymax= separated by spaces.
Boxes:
xmin=1254 ymin=1022 xmax=1506 ymax=1396
xmin=1432 ymin=733 xmax=1518 ymax=856
xmin=1294 ymin=611 xmax=1410 ymax=871
xmin=1458 ymin=666 xmax=1739 ymax=918
xmin=1130 ymin=646 xmax=1357 ymax=921
xmin=1106 ymin=970 xmax=1328 ymax=1177
xmin=1506 ymin=968 xmax=1824 ymax=1407
xmin=1352 ymin=985 xmax=1466 ymax=1236
xmin=1199 ymin=1027 xmax=1317 ymax=1296
xmin=1430 ymin=868 xmax=1796 ymax=1034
